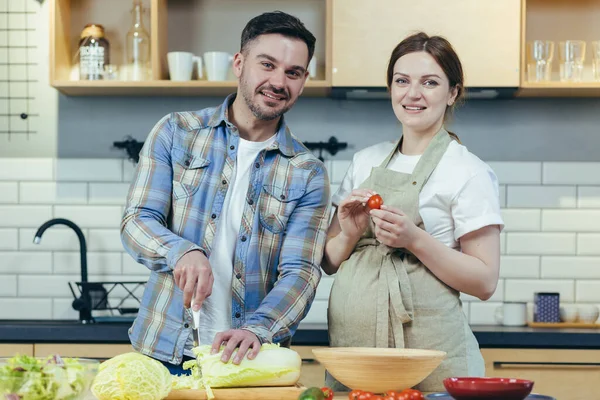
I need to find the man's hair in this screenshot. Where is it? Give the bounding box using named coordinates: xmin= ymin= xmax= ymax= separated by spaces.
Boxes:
xmin=240 ymin=11 xmax=316 ymax=64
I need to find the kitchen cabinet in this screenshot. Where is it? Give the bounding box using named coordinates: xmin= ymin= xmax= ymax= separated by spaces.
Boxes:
xmin=518 ymin=0 xmax=600 ymax=97
xmin=292 ymin=346 xmax=327 ymax=389
xmin=331 ymin=0 xmax=521 ymax=88
xmin=481 ymin=348 xmax=600 ymax=400
xmin=50 ymin=0 xmax=332 ymax=96
xmin=0 ymin=344 xmax=34 ymax=357
xmin=34 ymin=344 xmax=133 ymax=360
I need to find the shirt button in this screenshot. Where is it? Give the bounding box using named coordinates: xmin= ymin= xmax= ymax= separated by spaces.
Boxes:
xmin=241 ymin=236 xmax=247 ymax=242
xmin=248 ymin=198 xmax=253 ymax=205
xmin=254 ymin=162 xmax=260 ymax=169
xmin=230 ymin=145 xmax=235 ymax=150
xmin=236 ymin=273 xmax=242 ymax=279
xmin=222 ymin=179 xmax=227 ymax=185
xmin=184 ymin=323 xmax=190 ymax=328
xmin=235 ymin=312 xmax=241 ymax=318
xmin=211 ymin=214 xmax=217 ymax=219
xmin=280 ymin=194 xmax=286 ymax=200
xmin=184 ymin=159 xmax=191 ymax=167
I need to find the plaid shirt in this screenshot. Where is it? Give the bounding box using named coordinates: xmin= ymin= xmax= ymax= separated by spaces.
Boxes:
xmin=121 ymin=95 xmax=331 ymax=364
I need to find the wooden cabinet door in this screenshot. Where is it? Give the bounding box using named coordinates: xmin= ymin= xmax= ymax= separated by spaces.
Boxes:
xmin=332 ymin=0 xmax=521 ymax=88
xmin=292 ymin=346 xmax=327 ymax=388
xmin=0 ymin=344 xmax=34 ymax=357
xmin=482 ymin=349 xmax=600 ymax=400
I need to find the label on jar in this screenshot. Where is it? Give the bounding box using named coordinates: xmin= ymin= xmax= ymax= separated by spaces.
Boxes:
xmin=80 ymin=41 xmax=105 ymax=79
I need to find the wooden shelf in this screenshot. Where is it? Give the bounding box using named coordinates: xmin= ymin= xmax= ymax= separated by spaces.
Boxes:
xmin=51 ymin=79 xmax=330 ymax=96
xmin=517 ymin=81 xmax=600 ymax=97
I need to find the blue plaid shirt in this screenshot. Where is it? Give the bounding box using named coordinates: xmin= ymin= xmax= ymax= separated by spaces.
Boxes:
xmin=121 ymin=95 xmax=331 ymax=364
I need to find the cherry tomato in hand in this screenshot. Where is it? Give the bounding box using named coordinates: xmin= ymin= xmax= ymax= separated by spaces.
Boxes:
xmin=367 ymin=194 xmax=383 ymax=210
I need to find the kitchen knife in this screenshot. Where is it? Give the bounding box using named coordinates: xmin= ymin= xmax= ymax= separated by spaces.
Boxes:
xmin=192 ymin=307 xmax=200 ymax=347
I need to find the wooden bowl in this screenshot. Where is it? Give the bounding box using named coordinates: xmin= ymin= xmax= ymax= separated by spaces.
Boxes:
xmin=312 ymin=347 xmax=446 ymax=393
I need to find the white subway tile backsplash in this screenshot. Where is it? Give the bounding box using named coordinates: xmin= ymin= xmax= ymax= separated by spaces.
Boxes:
xmin=18 ymin=275 xmax=80 ymax=297
xmin=542 ymin=257 xmax=600 ymax=279
xmin=122 ymin=253 xmax=146 ymax=275
xmin=300 ymin=299 xmax=327 ymax=324
xmin=461 ymin=280 xmax=504 ymax=303
xmin=507 ymin=186 xmax=576 ymax=208
xmin=0 ymin=182 xmax=17 ymax=203
xmin=20 ymin=182 xmax=87 ymax=204
xmin=53 ymin=252 xmax=122 ymax=275
xmin=578 ymin=187 xmax=600 ymax=208
xmin=501 ymin=209 xmax=541 ymax=231
xmin=469 ymin=302 xmax=502 ymax=325
xmin=575 ymin=281 xmax=600 ymax=302
xmin=55 ymin=159 xmax=122 ymax=182
xmin=0 ymin=159 xmax=53 ymax=181
xmin=577 ymin=234 xmax=600 ymax=255
xmin=500 ymin=256 xmax=540 ymax=278
xmin=88 ymin=229 xmax=124 ymax=251
xmin=89 ymin=183 xmax=129 ymax=205
xmin=506 ymin=233 xmax=576 ymax=255
xmin=0 ymin=275 xmax=17 ymax=296
xmin=543 ymin=162 xmax=600 ymax=185
xmin=0 ymin=252 xmax=52 ymax=274
xmin=487 ymin=162 xmax=541 ymax=184
xmin=329 ymin=160 xmax=351 ymax=184
xmin=53 ymin=298 xmax=79 ymax=320
xmin=0 ymin=299 xmax=53 ymax=319
xmin=505 ymin=279 xmax=575 ymax=302
xmin=123 ymin=160 xmax=136 ymax=183
xmin=19 ymin=228 xmax=84 ymax=251
xmin=542 ymin=210 xmax=600 ymax=232
xmin=0 ymin=229 xmax=18 ymax=250
xmin=0 ymin=205 xmax=51 ymax=228
xmin=315 ymin=276 xmax=334 ymax=300
xmin=53 ymin=206 xmax=122 ymax=228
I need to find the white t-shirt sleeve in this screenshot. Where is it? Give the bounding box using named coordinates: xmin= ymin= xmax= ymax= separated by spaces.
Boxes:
xmin=452 ymin=167 xmax=504 ymax=240
xmin=331 ymin=159 xmax=355 ymax=207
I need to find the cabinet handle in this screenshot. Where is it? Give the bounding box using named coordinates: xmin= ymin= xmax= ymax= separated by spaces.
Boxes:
xmin=494 ymin=361 xmax=600 ymax=368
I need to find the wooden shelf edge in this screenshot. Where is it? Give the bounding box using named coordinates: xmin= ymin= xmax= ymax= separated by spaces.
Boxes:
xmin=517 ymin=82 xmax=600 ymax=97
xmin=51 ymin=80 xmax=331 ymax=97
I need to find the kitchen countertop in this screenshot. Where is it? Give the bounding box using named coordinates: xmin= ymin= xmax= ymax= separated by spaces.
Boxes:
xmin=1 ymin=320 xmax=600 ymax=349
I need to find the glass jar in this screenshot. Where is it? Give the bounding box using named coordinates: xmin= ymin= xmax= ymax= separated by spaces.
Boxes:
xmin=78 ymin=24 xmax=110 ymax=80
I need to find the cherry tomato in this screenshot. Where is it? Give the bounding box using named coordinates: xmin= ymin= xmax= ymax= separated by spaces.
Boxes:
xmin=382 ymin=396 xmax=396 ymax=400
xmin=349 ymin=390 xmax=363 ymax=400
xmin=321 ymin=387 xmax=334 ymax=400
xmin=384 ymin=391 xmax=400 ymax=398
xmin=367 ymin=194 xmax=383 ymax=210
xmin=401 ymin=389 xmax=424 ymax=400
xmin=358 ymin=392 xmax=374 ymax=400
xmin=396 ymin=393 xmax=410 ymax=400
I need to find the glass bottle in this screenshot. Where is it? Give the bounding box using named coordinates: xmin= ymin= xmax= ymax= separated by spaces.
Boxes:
xmin=125 ymin=0 xmax=151 ymax=81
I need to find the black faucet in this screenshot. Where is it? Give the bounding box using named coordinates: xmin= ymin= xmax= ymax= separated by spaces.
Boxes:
xmin=34 ymin=218 xmax=93 ymax=324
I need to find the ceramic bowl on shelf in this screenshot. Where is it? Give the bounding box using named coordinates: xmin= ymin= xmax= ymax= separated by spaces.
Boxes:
xmin=443 ymin=377 xmax=534 ymax=400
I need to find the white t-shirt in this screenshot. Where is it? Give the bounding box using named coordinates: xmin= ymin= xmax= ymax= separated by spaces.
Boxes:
xmin=332 ymin=140 xmax=504 ymax=249
xmin=184 ymin=134 xmax=276 ymax=357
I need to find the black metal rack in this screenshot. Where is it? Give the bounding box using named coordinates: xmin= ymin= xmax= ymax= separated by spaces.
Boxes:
xmin=114 ymin=135 xmax=347 ymax=163
xmin=68 ymin=281 xmax=146 ymax=322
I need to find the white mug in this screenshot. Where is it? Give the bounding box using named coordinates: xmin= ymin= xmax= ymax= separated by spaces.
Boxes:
xmin=495 ymin=302 xmax=527 ymax=326
xmin=167 ymin=51 xmax=202 ymax=81
xmin=204 ymin=51 xmax=233 ymax=81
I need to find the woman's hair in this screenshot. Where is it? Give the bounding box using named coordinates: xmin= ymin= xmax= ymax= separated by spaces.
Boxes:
xmin=386 ymin=32 xmax=464 ymax=142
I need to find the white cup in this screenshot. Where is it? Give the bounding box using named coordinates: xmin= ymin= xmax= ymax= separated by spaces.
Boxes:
xmin=204 ymin=51 xmax=233 ymax=81
xmin=495 ymin=302 xmax=527 ymax=326
xmin=577 ymin=305 xmax=599 ymax=323
xmin=559 ymin=304 xmax=579 ymax=323
xmin=168 ymin=51 xmax=202 ymax=81
xmin=308 ymin=56 xmax=318 ymax=79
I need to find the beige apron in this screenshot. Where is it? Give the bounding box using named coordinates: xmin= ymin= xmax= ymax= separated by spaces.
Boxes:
xmin=326 ymin=129 xmax=484 ymax=392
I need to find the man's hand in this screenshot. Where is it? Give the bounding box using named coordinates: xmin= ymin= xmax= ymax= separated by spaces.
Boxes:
xmin=173 ymin=250 xmax=214 ymax=311
xmin=211 ymin=329 xmax=261 ymax=365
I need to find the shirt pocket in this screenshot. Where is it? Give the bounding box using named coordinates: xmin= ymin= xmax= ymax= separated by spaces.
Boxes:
xmin=258 ymin=184 xmax=306 ymax=234
xmin=172 ymin=148 xmax=211 ymax=200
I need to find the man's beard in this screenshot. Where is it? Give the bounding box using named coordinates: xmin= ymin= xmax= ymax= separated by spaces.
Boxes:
xmin=240 ymin=70 xmax=292 ymax=121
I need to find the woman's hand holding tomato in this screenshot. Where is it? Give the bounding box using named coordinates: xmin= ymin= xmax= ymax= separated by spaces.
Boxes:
xmin=369 ymin=204 xmax=420 ymax=250
xmin=337 ymin=189 xmax=377 ymax=242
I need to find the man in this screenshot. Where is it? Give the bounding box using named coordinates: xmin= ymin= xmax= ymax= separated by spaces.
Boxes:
xmin=120 ymin=11 xmax=330 ymax=374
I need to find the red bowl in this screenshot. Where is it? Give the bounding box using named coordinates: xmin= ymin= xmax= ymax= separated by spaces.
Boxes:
xmin=443 ymin=377 xmax=534 ymax=400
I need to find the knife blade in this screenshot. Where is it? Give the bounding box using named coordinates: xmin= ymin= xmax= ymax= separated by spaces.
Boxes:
xmin=192 ymin=307 xmax=200 ymax=347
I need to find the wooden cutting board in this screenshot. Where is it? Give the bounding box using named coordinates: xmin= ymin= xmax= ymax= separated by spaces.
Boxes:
xmin=165 ymin=384 xmax=306 ymax=399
